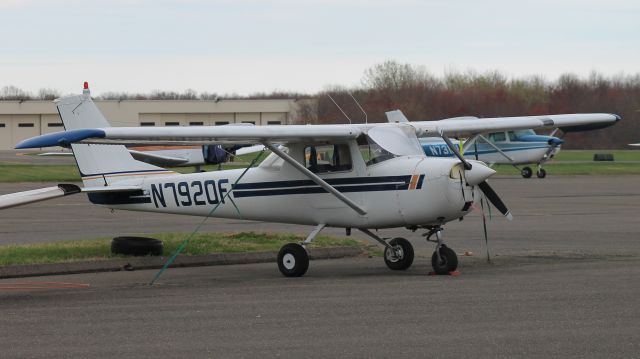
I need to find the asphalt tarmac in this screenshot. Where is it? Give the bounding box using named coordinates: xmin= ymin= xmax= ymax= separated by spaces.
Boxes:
xmin=1 ymin=176 xmax=639 ymax=259
xmin=0 ymin=175 xmax=639 ymax=358
xmin=0 ymin=256 xmax=639 ymax=358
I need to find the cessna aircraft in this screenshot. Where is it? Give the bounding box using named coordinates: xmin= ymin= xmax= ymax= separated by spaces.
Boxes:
xmin=0 ymin=84 xmax=621 ymax=277
xmin=387 ymin=110 xmax=619 ymax=178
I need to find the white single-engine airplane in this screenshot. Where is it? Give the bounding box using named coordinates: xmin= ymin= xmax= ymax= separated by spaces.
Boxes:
xmin=387 ymin=110 xmax=620 ymax=178
xmin=0 ymin=84 xmax=621 ymax=276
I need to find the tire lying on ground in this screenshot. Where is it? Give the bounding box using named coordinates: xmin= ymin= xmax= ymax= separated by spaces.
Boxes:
xmin=111 ymin=237 xmax=164 ymax=256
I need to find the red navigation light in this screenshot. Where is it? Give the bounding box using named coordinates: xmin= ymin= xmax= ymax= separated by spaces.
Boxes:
xmin=83 ymin=81 xmax=89 ymax=90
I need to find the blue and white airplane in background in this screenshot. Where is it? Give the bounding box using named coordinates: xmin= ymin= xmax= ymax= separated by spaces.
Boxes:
xmin=386 ymin=110 xmax=620 ymax=178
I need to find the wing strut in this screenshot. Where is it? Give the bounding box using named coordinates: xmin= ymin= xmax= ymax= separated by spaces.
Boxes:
xmin=262 ymin=142 xmax=367 ymax=215
xmin=461 ymin=134 xmax=480 ymax=153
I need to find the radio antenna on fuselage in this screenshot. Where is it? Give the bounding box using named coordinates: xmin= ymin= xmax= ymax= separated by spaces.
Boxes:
xmin=327 ymin=94 xmax=353 ymax=124
xmin=348 ymin=92 xmax=368 ymax=125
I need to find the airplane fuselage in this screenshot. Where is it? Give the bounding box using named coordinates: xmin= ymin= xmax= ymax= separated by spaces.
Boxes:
xmin=89 ymin=155 xmax=473 ymax=229
xmin=421 ymin=130 xmax=562 ymax=165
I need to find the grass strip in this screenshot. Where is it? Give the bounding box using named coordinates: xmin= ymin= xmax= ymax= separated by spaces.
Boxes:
xmin=0 ymin=232 xmax=365 ymax=266
xmin=0 ymin=164 xmax=81 ymax=182
xmin=493 ymin=162 xmax=640 ymax=176
xmin=1 ymin=150 xmax=640 ymax=182
xmin=553 ymin=150 xmax=640 ymax=162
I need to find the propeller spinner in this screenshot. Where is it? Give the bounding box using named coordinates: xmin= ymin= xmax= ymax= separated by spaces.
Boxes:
xmin=441 ymin=133 xmax=513 ymax=220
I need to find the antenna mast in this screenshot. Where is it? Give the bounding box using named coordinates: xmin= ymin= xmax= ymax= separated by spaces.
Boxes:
xmin=327 ymin=94 xmax=353 ymax=124
xmin=348 ymin=92 xmax=368 ymax=125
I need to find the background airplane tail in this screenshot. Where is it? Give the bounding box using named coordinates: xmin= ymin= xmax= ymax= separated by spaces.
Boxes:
xmin=56 ymin=83 xmax=172 ymax=187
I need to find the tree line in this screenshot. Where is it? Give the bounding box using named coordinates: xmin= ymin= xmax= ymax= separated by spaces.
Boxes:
xmin=296 ymin=61 xmax=639 ymax=149
xmin=2 ymin=60 xmax=638 ymax=148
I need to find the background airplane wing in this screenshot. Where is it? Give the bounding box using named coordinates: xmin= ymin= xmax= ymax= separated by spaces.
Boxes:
xmin=411 ymin=113 xmax=620 ymax=138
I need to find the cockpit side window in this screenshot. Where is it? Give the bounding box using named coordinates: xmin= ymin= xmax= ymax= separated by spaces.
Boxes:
xmin=488 ymin=132 xmax=506 ymax=142
xmin=357 ymin=135 xmax=395 ymax=166
xmin=508 ymin=131 xmax=518 ymax=141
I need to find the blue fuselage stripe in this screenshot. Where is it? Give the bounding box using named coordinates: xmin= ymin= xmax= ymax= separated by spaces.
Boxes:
xmin=233 ymin=183 xmax=409 ymax=198
xmin=232 ymin=175 xmax=412 ymax=190
xmin=422 ymin=142 xmax=549 ymax=157
xmin=90 ymin=175 xmax=419 ymax=205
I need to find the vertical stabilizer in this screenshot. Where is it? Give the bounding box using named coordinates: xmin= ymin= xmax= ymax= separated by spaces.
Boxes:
xmin=385 ymin=110 xmax=409 ymax=123
xmin=56 ymin=83 xmax=172 ymax=187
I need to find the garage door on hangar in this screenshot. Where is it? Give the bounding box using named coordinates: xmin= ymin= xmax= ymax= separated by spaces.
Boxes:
xmin=0 ymin=115 xmax=41 ymax=150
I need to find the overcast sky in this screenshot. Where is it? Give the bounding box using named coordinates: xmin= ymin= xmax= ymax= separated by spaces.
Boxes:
xmin=1 ymin=0 xmax=638 ymax=96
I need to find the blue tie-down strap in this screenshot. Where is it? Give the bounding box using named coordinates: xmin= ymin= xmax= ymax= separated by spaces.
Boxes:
xmin=15 ymin=129 xmax=106 ymax=149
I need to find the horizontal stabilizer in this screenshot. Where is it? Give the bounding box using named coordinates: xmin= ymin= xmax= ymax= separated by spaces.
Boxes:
xmin=235 ymin=144 xmax=266 ymax=155
xmin=0 ymin=184 xmax=80 ymax=210
xmin=127 ymin=150 xmax=189 ymax=166
xmin=37 ymin=152 xmax=74 ymax=157
xmin=81 ymin=185 xmax=143 ymax=193
xmin=0 ymin=184 xmax=143 ymax=210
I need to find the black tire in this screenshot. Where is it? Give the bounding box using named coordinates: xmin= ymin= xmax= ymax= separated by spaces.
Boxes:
xmin=277 ymin=243 xmax=309 ymax=277
xmin=111 ymin=237 xmax=164 ymax=257
xmin=431 ymin=245 xmax=458 ymax=275
xmin=536 ymin=168 xmax=547 ymax=178
xmin=384 ymin=238 xmax=414 ymax=270
xmin=521 ymin=167 xmax=533 ymax=178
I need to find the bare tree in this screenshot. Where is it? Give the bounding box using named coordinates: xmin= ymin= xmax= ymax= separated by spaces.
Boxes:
xmin=0 ymin=86 xmax=32 ymax=100
xmin=37 ymin=88 xmax=61 ymax=100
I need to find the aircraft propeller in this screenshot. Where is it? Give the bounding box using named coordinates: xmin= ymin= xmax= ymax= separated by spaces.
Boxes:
xmin=477 ymin=181 xmax=512 ymax=220
xmin=440 ymin=133 xmax=513 ymax=220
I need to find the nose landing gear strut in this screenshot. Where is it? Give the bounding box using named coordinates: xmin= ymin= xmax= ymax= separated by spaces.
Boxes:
xmin=423 ymin=226 xmax=458 ymax=275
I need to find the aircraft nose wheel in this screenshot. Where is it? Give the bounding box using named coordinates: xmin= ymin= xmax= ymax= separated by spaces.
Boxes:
xmin=536 ymin=168 xmax=547 ymax=178
xmin=277 ymin=243 xmax=309 ymax=277
xmin=431 ymin=245 xmax=458 ymax=275
xmin=384 ymin=237 xmax=414 ymax=270
xmin=521 ymin=167 xmax=533 ymax=178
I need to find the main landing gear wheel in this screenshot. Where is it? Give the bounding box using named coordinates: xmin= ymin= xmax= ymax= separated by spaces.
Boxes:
xmin=384 ymin=238 xmax=414 ymax=271
xmin=277 ymin=243 xmax=309 ymax=277
xmin=521 ymin=167 xmax=533 ymax=178
xmin=431 ymin=245 xmax=458 ymax=275
xmin=536 ymin=168 xmax=547 ymax=178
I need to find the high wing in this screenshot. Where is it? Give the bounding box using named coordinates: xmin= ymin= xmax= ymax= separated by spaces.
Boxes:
xmin=16 ymin=125 xmax=362 ymax=148
xmin=15 ymin=94 xmax=618 ymax=150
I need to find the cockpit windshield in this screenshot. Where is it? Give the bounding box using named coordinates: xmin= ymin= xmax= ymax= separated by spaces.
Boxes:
xmin=514 ymin=129 xmax=536 ymax=137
